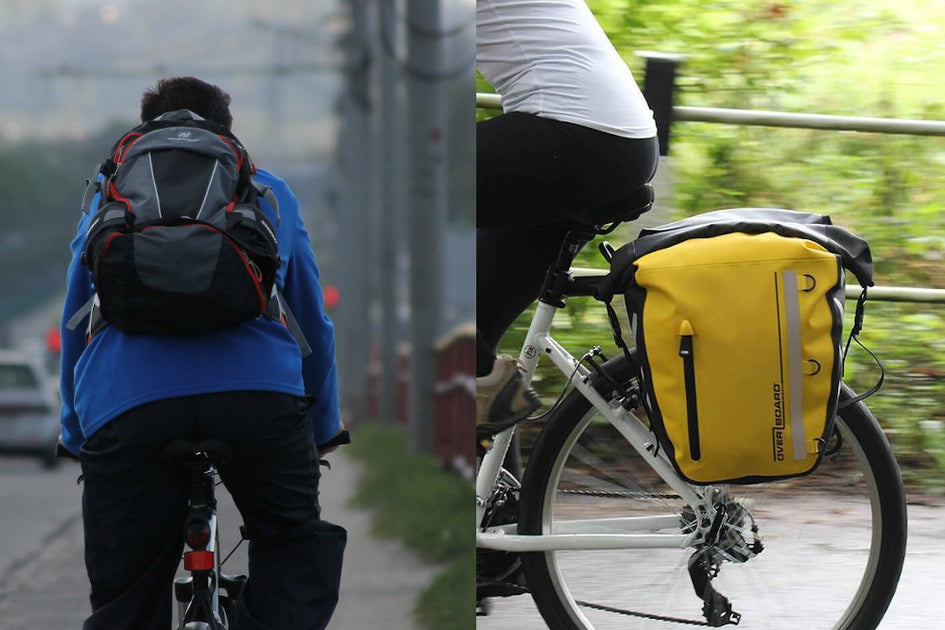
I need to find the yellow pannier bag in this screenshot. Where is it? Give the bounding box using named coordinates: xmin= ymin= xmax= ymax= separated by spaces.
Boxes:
xmin=595 ymin=208 xmax=875 ymax=485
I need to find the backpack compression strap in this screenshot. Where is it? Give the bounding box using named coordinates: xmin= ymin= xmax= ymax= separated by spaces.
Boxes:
xmin=68 ymin=288 xmax=312 ymax=358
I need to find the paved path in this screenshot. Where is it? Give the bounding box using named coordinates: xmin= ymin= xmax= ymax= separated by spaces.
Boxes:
xmin=322 ymin=450 xmax=439 ymax=630
xmin=0 ymin=450 xmax=437 ymax=629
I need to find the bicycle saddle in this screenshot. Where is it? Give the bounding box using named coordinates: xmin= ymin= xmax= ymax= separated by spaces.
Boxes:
xmin=160 ymin=439 xmax=233 ymax=464
xmin=572 ymin=183 xmax=654 ymax=230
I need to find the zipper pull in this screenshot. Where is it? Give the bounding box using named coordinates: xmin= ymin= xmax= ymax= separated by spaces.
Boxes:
xmin=678 ymin=320 xmax=694 ymax=357
xmin=678 ymin=320 xmax=700 ymax=461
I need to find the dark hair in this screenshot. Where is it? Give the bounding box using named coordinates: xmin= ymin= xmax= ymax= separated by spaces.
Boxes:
xmin=140 ymin=76 xmax=233 ymax=129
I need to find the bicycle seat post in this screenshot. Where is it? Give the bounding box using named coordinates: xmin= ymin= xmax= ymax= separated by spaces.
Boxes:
xmin=539 ymin=228 xmax=596 ymax=308
xmin=162 ymin=439 xmax=233 ymax=630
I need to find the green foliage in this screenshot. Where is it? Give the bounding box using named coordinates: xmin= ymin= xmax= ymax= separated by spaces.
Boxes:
xmin=348 ymin=423 xmax=473 ymax=629
xmin=416 ymin=551 xmax=476 ymax=630
xmin=476 ymin=72 xmax=498 ymax=122
xmin=844 ymin=304 xmax=945 ymax=491
xmin=0 ymin=123 xmax=130 ymax=323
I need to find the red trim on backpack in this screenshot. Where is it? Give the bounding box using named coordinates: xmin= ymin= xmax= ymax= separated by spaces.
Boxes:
xmin=201 ymin=225 xmax=267 ymax=314
xmin=100 ymin=231 xmax=123 ymax=260
xmin=217 ymin=135 xmax=245 ymax=172
xmin=113 ymin=132 xmax=144 ymax=163
xmin=108 ymin=182 xmax=133 ymax=214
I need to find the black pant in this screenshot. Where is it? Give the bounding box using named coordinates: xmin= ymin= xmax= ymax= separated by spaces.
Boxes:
xmin=79 ymin=390 xmax=346 ymax=630
xmin=476 ymin=112 xmax=659 ymax=375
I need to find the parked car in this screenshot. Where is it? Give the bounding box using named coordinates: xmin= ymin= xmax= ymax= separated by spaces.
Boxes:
xmin=0 ymin=350 xmax=60 ymax=469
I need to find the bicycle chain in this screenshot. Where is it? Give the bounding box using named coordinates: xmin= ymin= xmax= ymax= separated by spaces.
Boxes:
xmin=575 ymin=598 xmax=712 ymax=626
xmin=559 ymin=488 xmax=681 ymax=500
xmin=481 ymin=579 xmax=712 ymax=626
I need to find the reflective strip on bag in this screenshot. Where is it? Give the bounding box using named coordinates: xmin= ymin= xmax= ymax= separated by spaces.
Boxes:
xmin=781 ymin=270 xmax=807 ymax=461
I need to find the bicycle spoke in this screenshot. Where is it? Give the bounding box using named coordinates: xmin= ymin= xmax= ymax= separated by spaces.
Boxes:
xmin=517 ymin=357 xmax=906 ymax=630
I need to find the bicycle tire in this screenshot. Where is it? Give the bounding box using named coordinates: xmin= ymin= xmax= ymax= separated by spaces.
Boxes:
xmin=519 ymin=354 xmax=906 ymax=630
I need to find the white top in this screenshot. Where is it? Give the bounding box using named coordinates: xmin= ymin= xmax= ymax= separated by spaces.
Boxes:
xmin=476 ymin=0 xmax=657 ymax=139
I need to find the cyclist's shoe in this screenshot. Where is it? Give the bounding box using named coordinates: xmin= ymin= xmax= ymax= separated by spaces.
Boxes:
xmin=476 ymin=355 xmax=540 ymax=451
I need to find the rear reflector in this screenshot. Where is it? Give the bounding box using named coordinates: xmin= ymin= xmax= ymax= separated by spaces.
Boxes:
xmin=184 ymin=550 xmax=215 ymax=571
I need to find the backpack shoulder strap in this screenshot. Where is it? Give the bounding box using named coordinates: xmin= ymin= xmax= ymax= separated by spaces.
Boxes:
xmin=66 ymin=295 xmax=108 ymax=341
xmin=264 ymin=287 xmax=312 ymax=358
xmin=81 ymin=159 xmax=118 ymax=214
xmin=66 ymin=296 xmax=95 ymax=331
xmin=251 ymin=177 xmax=280 ymax=225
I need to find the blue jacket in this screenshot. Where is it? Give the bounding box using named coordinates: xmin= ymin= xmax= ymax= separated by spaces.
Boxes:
xmin=59 ymin=168 xmax=340 ymax=455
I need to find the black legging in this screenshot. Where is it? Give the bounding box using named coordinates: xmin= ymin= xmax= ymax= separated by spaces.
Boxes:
xmin=477 ymin=111 xmax=659 ymax=376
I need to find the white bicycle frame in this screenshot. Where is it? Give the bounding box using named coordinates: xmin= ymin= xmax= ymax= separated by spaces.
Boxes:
xmin=476 ymin=298 xmax=717 ymax=553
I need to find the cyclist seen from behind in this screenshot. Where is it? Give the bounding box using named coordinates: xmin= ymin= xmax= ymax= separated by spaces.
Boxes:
xmin=60 ymin=77 xmax=347 ymax=630
xmin=476 ymin=0 xmax=660 ymax=446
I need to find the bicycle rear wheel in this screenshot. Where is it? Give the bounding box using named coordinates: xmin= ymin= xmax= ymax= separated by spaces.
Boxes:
xmin=519 ymin=355 xmax=906 ymax=630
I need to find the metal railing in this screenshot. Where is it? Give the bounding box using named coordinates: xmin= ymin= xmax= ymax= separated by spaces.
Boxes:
xmin=477 ymin=93 xmax=945 ymax=137
xmin=675 ymin=106 xmax=945 ymax=137
xmin=476 ymin=91 xmax=945 ymax=305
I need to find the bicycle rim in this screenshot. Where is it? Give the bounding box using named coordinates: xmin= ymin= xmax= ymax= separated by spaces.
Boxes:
xmin=519 ymin=357 xmax=906 ymax=630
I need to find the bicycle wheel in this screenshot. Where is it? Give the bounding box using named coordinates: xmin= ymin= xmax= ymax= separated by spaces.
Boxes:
xmin=519 ymin=354 xmax=906 ymax=630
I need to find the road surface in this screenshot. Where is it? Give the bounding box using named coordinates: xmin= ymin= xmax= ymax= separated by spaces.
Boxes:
xmin=0 ymin=451 xmax=438 ymax=629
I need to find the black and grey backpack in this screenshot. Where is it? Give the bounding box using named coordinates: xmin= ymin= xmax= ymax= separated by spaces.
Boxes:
xmin=69 ymin=109 xmax=309 ymax=354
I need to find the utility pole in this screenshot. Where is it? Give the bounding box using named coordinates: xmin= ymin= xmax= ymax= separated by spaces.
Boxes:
xmin=376 ymin=1 xmax=407 ymax=425
xmin=402 ymin=0 xmax=475 ymax=453
xmin=405 ymin=0 xmax=448 ymax=454
xmin=334 ymin=0 xmax=373 ymax=419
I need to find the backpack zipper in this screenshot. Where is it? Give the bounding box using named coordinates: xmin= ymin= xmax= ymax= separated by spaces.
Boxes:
xmin=678 ymin=320 xmax=700 ymax=461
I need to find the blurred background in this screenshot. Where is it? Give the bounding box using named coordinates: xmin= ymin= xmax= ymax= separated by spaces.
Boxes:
xmin=0 ymin=0 xmax=474 ymax=628
xmin=478 ymin=0 xmax=945 ymax=627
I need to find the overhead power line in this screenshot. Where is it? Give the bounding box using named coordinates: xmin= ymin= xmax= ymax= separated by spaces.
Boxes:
xmin=39 ymin=61 xmax=345 ymax=79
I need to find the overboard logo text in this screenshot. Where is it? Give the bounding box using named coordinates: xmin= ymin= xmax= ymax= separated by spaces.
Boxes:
xmin=772 ymin=383 xmax=785 ymax=462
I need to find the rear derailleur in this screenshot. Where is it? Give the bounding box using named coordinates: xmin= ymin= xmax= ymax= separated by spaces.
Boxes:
xmin=681 ymin=489 xmax=765 ymax=626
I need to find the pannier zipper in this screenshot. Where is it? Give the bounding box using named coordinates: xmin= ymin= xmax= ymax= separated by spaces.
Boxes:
xmin=678 ymin=320 xmax=700 ymax=461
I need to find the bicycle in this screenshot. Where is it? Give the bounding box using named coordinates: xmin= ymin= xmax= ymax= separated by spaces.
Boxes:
xmin=475 ymin=186 xmax=908 ymax=629
xmin=162 ymin=439 xmax=247 ymax=630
